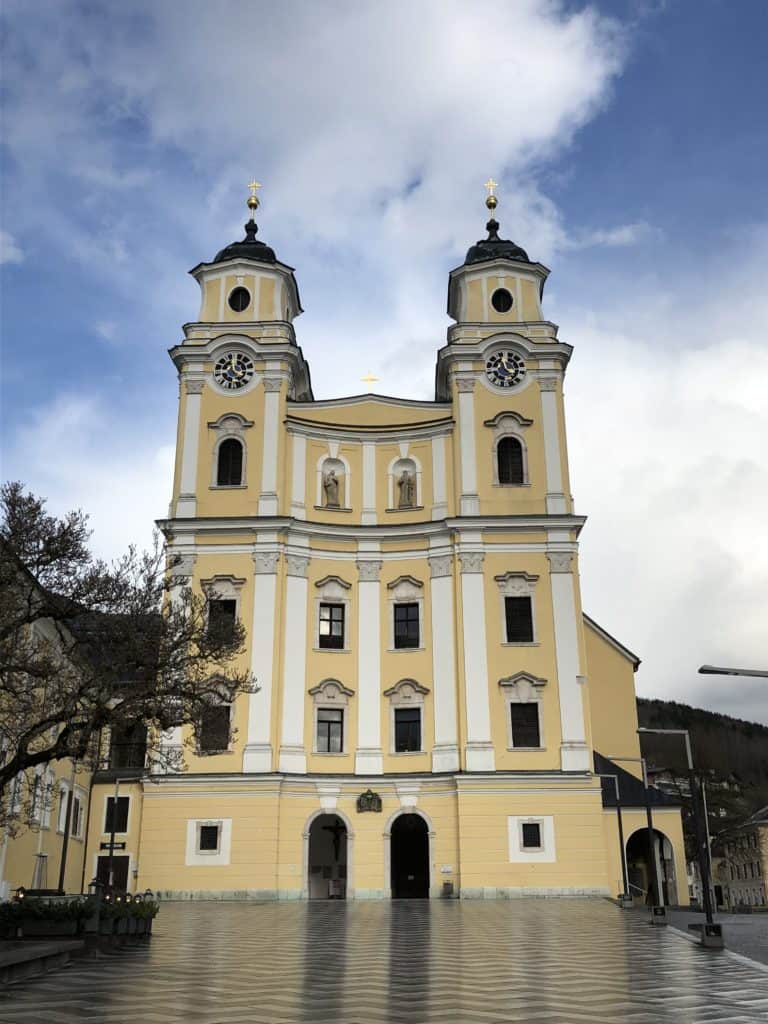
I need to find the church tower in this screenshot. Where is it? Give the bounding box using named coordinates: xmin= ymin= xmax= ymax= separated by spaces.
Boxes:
xmin=83 ymin=183 xmax=687 ymax=904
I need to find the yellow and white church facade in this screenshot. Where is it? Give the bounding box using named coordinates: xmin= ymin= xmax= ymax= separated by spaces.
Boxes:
xmin=84 ymin=186 xmax=687 ymax=903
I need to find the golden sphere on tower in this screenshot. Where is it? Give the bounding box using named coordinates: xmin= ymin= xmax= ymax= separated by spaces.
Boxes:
xmin=485 ymin=194 xmax=498 ymax=212
xmin=247 ymin=195 xmax=260 ymax=211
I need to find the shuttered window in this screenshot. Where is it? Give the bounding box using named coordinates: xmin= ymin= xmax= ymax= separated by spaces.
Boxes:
xmin=199 ymin=706 xmax=230 ymax=753
xmin=510 ymin=703 xmax=540 ymax=748
xmin=504 ymin=596 xmax=534 ymax=642
xmin=217 ymin=438 xmax=243 ymax=485
xmin=497 ymin=437 xmax=524 ymax=484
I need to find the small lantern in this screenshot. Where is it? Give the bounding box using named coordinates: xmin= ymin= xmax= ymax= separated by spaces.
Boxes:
xmin=115 ymin=893 xmax=123 ymax=904
xmin=104 ymin=891 xmax=112 ymax=904
xmin=143 ymin=888 xmax=154 ymax=901
xmin=125 ymin=892 xmax=133 ymax=904
xmin=14 ymin=886 xmax=26 ymax=902
xmin=133 ymin=893 xmax=143 ymax=904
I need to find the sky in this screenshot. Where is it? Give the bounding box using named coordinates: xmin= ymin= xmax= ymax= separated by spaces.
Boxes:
xmin=1 ymin=0 xmax=767 ymax=725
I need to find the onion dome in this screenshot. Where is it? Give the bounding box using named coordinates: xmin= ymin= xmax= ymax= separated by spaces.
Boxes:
xmin=211 ymin=179 xmax=277 ymax=264
xmin=213 ymin=219 xmax=276 ymax=264
xmin=464 ymin=177 xmax=530 ymax=265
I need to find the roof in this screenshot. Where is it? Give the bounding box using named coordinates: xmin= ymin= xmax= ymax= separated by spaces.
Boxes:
xmin=594 ymin=751 xmax=682 ymax=809
xmin=583 ymin=614 xmax=641 ymax=669
xmin=464 ymin=217 xmax=530 ymax=265
xmin=211 ymin=220 xmax=277 ymax=265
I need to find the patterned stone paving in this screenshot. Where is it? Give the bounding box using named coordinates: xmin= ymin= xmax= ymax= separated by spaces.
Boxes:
xmin=1 ymin=899 xmax=767 ymax=1023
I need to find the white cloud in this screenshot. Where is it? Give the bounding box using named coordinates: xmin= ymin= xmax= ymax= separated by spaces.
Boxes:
xmin=2 ymin=393 xmax=175 ymax=562
xmin=561 ymin=235 xmax=768 ymax=725
xmin=94 ymin=320 xmax=118 ymax=343
xmin=0 ymin=229 xmax=24 ymax=265
xmin=562 ymin=222 xmax=663 ymax=249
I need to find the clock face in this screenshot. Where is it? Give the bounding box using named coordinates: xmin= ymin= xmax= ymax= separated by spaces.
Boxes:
xmin=485 ymin=350 xmax=526 ymax=389
xmin=213 ymin=351 xmax=255 ymax=390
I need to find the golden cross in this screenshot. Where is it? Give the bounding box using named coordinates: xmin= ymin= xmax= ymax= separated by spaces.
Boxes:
xmin=484 ymin=177 xmax=498 ymax=198
xmin=360 ymin=370 xmax=380 ymax=388
xmin=248 ymin=179 xmax=262 ymax=198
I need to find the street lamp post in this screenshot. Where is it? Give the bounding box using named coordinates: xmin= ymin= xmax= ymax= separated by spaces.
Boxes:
xmin=606 ymin=754 xmax=665 ymax=923
xmin=595 ymin=773 xmax=631 ymax=905
xmin=698 ymin=665 xmax=768 ymax=678
xmin=637 ymin=727 xmax=724 ymax=949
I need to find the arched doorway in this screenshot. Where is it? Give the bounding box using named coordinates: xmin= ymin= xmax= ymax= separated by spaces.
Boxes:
xmin=390 ymin=813 xmax=429 ymax=898
xmin=626 ymin=828 xmax=678 ymax=905
xmin=307 ymin=814 xmax=348 ymax=899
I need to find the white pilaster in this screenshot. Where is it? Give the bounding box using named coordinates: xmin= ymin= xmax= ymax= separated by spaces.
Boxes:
xmin=278 ymin=551 xmax=309 ymax=773
xmin=243 ymin=548 xmax=280 ymax=772
xmin=177 ymin=378 xmax=204 ymax=517
xmin=428 ymin=553 xmax=459 ymax=772
xmin=362 ymin=442 xmax=377 ymax=525
xmin=548 ymin=551 xmax=590 ymax=772
xmin=540 ymin=377 xmax=567 ymax=514
xmin=431 ymin=435 xmax=448 ymax=520
xmin=459 ymin=550 xmax=495 ymax=771
xmin=355 ymin=556 xmax=383 ymax=774
xmin=290 ymin=434 xmax=307 ymax=519
xmin=456 ymin=378 xmax=480 ymax=516
xmin=258 ymin=378 xmax=282 ymax=516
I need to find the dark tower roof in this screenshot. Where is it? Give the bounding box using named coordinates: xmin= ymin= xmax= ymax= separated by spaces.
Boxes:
xmin=212 ymin=219 xmax=277 ymax=264
xmin=464 ymin=217 xmax=530 ymax=265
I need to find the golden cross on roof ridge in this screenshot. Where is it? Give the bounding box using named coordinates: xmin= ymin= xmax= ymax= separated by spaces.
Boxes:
xmin=248 ymin=179 xmax=262 ymax=196
xmin=361 ymin=370 xmax=380 ymax=388
xmin=484 ymin=177 xmax=498 ymax=197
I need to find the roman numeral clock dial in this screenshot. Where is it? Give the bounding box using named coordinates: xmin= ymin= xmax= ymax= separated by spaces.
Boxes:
xmin=213 ymin=351 xmax=255 ymax=390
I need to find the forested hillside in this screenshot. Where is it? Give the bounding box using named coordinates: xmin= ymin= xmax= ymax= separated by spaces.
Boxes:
xmin=637 ymin=698 xmax=768 ymax=819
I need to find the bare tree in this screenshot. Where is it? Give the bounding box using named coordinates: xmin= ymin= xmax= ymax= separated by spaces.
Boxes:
xmin=0 ymin=482 xmax=255 ymax=832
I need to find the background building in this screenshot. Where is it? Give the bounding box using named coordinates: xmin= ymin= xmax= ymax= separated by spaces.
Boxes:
xmin=82 ymin=186 xmax=686 ymax=901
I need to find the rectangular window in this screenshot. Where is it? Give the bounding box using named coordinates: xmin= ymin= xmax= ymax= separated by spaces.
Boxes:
xmin=510 ymin=703 xmax=540 ymax=747
xmin=208 ymin=599 xmax=237 ymax=639
xmin=521 ymin=822 xmax=542 ymax=849
xmin=394 ymin=707 xmax=421 ymax=752
xmin=198 ymin=824 xmax=220 ymax=852
xmin=319 ymin=603 xmax=345 ymax=649
xmin=104 ymin=796 xmax=130 ymax=834
xmin=505 ymin=596 xmax=534 ymax=642
xmin=394 ymin=603 xmax=420 ymax=649
xmin=57 ymin=788 xmax=69 ymax=832
xmin=72 ymin=795 xmax=84 ymax=839
xmin=198 ymin=705 xmax=230 ymax=753
xmin=317 ymin=708 xmax=343 ymax=753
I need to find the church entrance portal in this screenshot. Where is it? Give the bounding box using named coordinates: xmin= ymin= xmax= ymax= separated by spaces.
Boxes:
xmin=626 ymin=828 xmax=678 ymax=905
xmin=391 ymin=814 xmax=429 ymax=898
xmin=308 ymin=814 xmax=347 ymax=899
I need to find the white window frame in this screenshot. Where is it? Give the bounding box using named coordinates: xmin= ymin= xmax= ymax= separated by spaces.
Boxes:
xmin=308 ymin=679 xmax=354 ymax=755
xmin=208 ymin=413 xmax=253 ymax=489
xmin=185 ymin=818 xmax=232 ymax=866
xmin=71 ymin=788 xmax=87 ymax=840
xmin=384 ymin=679 xmax=429 ymax=755
xmin=201 ymin=574 xmax=246 ymax=632
xmin=57 ymin=785 xmax=69 ymax=833
xmin=495 ymin=571 xmax=539 ymax=646
xmin=387 ymin=576 xmax=425 ymax=652
xmin=484 ymin=411 xmax=533 ymax=488
xmin=499 ymin=672 xmax=547 ymax=751
xmin=314 ymin=576 xmax=352 ymax=652
xmin=508 ymin=815 xmax=556 ymax=863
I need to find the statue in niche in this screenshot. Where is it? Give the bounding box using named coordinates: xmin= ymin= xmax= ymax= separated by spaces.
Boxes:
xmin=397 ymin=469 xmax=416 ymax=509
xmin=323 ymin=469 xmax=340 ymax=508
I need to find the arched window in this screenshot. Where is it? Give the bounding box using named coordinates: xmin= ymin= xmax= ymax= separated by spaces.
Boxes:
xmin=497 ymin=436 xmax=524 ymax=485
xmin=217 ymin=438 xmax=243 ymax=486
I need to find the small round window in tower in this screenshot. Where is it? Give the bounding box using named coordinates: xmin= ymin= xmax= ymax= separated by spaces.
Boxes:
xmin=491 ymin=288 xmax=513 ymax=313
xmin=228 ymin=287 xmax=251 ymax=313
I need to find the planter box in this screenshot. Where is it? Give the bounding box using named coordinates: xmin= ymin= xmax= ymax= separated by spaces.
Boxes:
xmin=99 ymin=919 xmax=115 ymax=936
xmin=127 ymin=917 xmax=137 ymax=935
xmin=22 ymin=919 xmax=79 ymax=938
xmin=116 ymin=918 xmax=128 ymax=935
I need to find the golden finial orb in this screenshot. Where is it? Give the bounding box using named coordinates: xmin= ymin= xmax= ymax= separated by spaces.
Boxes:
xmin=484 ymin=177 xmax=499 ymax=213
xmin=247 ymin=179 xmax=262 ymax=216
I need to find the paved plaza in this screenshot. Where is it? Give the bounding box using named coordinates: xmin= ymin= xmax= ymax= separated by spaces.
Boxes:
xmin=1 ymin=900 xmax=767 ymax=1024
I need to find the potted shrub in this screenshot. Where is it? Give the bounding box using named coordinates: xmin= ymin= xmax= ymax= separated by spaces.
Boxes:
xmin=0 ymin=901 xmax=24 ymax=939
xmin=19 ymin=897 xmax=94 ymax=938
